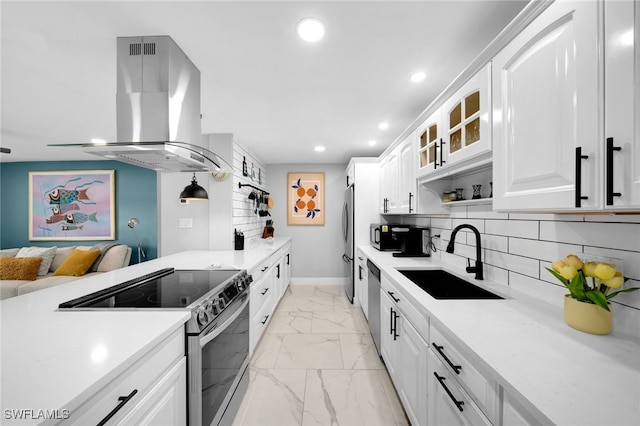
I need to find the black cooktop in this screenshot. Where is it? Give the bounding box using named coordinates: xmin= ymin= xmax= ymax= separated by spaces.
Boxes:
xmin=59 ymin=268 xmax=241 ymax=309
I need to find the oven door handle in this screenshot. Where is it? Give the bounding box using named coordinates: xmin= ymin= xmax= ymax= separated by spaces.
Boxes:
xmin=200 ymin=295 xmax=249 ymax=348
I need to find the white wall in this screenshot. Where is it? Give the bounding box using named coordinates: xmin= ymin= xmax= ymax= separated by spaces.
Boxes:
xmin=396 ymin=207 xmax=640 ymax=338
xmin=266 ymin=163 xmax=349 ymax=284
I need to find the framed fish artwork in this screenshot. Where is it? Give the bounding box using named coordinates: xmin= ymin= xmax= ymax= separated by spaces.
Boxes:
xmin=287 ymin=172 xmax=324 ymax=225
xmin=28 ymin=170 xmax=116 ymax=241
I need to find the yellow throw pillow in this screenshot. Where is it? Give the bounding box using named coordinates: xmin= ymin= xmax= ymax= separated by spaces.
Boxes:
xmin=53 ymin=249 xmax=101 ymax=277
xmin=0 ymin=257 xmax=43 ymax=281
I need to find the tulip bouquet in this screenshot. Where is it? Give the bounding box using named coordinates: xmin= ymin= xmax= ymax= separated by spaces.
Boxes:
xmin=547 ymin=254 xmax=639 ymax=312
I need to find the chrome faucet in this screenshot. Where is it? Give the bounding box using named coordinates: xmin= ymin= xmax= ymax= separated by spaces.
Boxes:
xmin=445 ymin=224 xmax=483 ymax=280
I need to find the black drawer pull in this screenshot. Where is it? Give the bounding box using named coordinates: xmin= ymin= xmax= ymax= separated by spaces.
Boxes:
xmin=261 ymin=288 xmax=269 ymax=295
xmin=387 ymin=291 xmax=400 ymax=303
xmin=261 ymin=266 xmax=268 ymax=272
xmin=97 ymin=389 xmax=138 ymax=426
xmin=606 ymin=137 xmax=622 ymax=205
xmin=432 ymin=343 xmax=462 ymax=374
xmin=261 ymin=315 xmax=270 ymax=325
xmin=434 ymin=372 xmax=464 ymax=412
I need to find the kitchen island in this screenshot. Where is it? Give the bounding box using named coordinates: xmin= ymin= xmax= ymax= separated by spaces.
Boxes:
xmin=360 ymin=245 xmax=640 ymax=426
xmin=0 ymin=237 xmax=291 ymax=425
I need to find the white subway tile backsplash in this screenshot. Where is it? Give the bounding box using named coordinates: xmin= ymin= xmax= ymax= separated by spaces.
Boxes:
xmin=539 ymin=221 xmax=640 ymax=252
xmin=508 ymin=272 xmax=567 ymax=308
xmin=508 ymin=213 xmax=584 ymax=222
xmin=485 ymin=219 xmax=538 ymax=239
xmin=451 ymin=218 xmax=485 ymax=232
xmin=509 ymin=238 xmax=582 ymax=262
xmin=584 ymin=214 xmax=640 ymax=224
xmin=431 ymin=218 xmax=452 ymax=229
xmin=468 ymin=205 xmax=509 ymax=219
xmin=484 ymin=250 xmax=540 ymax=279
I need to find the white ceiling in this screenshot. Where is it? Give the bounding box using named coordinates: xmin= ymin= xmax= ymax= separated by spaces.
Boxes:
xmin=0 ymin=0 xmax=529 ymax=165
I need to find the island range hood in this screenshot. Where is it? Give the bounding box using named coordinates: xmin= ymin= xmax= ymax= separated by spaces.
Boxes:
xmin=52 ymin=36 xmax=231 ymax=175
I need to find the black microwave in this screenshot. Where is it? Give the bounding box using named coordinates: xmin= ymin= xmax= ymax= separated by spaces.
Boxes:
xmin=370 ymin=224 xmax=408 ymax=251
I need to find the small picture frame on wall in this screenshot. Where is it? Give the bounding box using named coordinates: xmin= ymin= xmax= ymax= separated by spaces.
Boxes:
xmin=28 ymin=170 xmax=116 ymax=241
xmin=287 ymin=172 xmax=325 ymax=226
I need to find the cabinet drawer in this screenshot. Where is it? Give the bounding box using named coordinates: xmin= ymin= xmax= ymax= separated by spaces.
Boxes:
xmin=428 ymin=350 xmax=492 ymax=426
xmin=249 ymin=257 xmax=271 ymax=283
xmin=430 ymin=325 xmax=496 ymax=423
xmin=381 ymin=275 xmax=428 ymax=341
xmin=250 ymin=271 xmax=274 ymax=318
xmin=68 ymin=329 xmax=185 ymax=425
xmin=250 ymin=291 xmax=275 ymax=352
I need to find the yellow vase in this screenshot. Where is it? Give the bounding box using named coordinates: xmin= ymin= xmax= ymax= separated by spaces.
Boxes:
xmin=564 ymin=294 xmax=612 ymax=335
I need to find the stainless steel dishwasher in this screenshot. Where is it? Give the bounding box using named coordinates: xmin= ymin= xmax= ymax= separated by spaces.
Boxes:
xmin=367 ymin=259 xmax=381 ymax=356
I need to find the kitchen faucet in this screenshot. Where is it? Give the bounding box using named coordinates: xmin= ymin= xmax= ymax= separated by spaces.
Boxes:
xmin=445 ymin=224 xmax=483 ymax=280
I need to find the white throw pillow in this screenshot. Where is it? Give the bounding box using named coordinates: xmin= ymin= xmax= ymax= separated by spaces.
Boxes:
xmin=0 ymin=248 xmax=20 ymax=258
xmin=16 ymin=246 xmax=57 ymax=276
xmin=96 ymin=245 xmax=129 ymax=272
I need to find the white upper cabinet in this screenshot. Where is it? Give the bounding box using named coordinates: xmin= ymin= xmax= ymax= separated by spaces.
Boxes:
xmin=380 ymin=133 xmax=416 ymax=214
xmin=443 ymin=63 xmax=492 ymax=169
xmin=416 ymin=108 xmax=444 ymax=178
xmin=493 ymin=0 xmax=639 ymax=212
xmin=604 ymin=0 xmax=640 ymax=209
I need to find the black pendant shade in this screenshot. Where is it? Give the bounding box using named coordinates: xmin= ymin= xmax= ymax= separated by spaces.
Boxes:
xmin=180 ymin=173 xmax=208 ymax=200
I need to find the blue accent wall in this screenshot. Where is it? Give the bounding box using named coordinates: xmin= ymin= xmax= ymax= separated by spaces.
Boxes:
xmin=0 ymin=161 xmax=157 ymax=263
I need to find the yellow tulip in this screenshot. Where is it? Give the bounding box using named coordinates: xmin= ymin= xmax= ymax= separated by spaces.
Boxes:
xmin=604 ymin=272 xmax=625 ymax=289
xmin=594 ymin=262 xmax=617 ymax=281
xmin=564 ymin=254 xmax=583 ymax=271
xmin=552 ymin=260 xmax=578 ymax=281
xmin=583 ymin=261 xmax=598 ymax=277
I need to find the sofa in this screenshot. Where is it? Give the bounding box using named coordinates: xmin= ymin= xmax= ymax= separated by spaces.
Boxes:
xmin=0 ymin=244 xmax=132 ymax=300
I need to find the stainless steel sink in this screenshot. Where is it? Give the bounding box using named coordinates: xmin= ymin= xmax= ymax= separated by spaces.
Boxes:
xmin=397 ymin=269 xmax=503 ymax=300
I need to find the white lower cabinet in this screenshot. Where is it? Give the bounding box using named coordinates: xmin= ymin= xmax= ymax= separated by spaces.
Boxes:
xmin=380 ymin=286 xmax=428 ymax=426
xmin=428 ymin=350 xmax=491 ymax=426
xmin=356 ymin=252 xmax=368 ymax=319
xmin=67 ymin=329 xmax=186 ymax=425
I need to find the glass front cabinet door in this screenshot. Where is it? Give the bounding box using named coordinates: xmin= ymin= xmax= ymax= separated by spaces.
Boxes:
xmin=442 ymin=63 xmax=492 ymax=169
xmin=416 ymin=108 xmax=444 ymax=179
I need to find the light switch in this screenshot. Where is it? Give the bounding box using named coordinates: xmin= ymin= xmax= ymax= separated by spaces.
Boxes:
xmin=179 ymin=218 xmax=193 ymax=228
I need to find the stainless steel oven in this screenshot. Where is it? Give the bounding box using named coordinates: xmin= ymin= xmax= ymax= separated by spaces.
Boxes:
xmin=187 ymin=290 xmax=249 ymax=426
xmin=58 ymin=267 xmax=252 ymax=426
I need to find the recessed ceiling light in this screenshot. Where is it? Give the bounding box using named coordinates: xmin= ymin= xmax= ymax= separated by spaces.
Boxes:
xmin=314 ymin=145 xmax=325 ymax=152
xmin=378 ymin=122 xmax=389 ymax=130
xmin=411 ymin=72 xmax=426 ymax=82
xmin=297 ymin=18 xmax=325 ymax=42
xmin=368 ymin=140 xmax=377 ymax=146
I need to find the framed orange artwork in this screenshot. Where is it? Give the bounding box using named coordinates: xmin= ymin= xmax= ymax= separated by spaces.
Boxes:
xmin=287 ymin=172 xmax=324 ymax=225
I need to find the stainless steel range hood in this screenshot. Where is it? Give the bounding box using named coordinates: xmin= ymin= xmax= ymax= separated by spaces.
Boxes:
xmin=51 ymin=36 xmax=231 ymax=174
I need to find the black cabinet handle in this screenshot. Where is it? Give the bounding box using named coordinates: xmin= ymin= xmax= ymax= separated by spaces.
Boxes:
xmin=261 ymin=266 xmax=268 ymax=272
xmin=408 ymin=192 xmax=414 ymax=213
xmin=261 ymin=315 xmax=270 ymax=324
xmin=387 ymin=291 xmax=400 ymax=303
xmin=97 ymin=389 xmax=138 ymax=426
xmin=358 ymin=265 xmax=363 ymax=280
xmin=390 ymin=307 xmax=399 ymax=341
xmin=432 ymin=343 xmax=462 ymax=374
xmin=440 ymin=139 xmax=446 ymax=166
xmin=434 ymin=372 xmax=464 ymax=412
xmin=286 ymin=253 xmax=290 ymax=265
xmin=434 ymin=141 xmax=438 ymax=169
xmin=575 ymin=147 xmax=589 ymax=207
xmin=261 ymin=288 xmax=269 ymax=295
xmin=277 ymin=264 xmax=280 ymax=279
xmin=606 ymin=137 xmax=622 ymax=205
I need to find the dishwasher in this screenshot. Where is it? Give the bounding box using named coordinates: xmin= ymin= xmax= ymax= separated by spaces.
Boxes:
xmin=367 ymin=259 xmax=381 ymax=356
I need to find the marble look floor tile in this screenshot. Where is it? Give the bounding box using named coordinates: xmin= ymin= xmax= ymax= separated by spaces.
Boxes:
xmin=377 ymin=369 xmax=410 ymax=426
xmin=293 ymin=296 xmax=335 ymax=312
xmin=250 ymin=333 xmax=284 ymax=369
xmin=314 ymin=285 xmax=344 ymax=297
xmin=233 ymin=368 xmax=307 ymax=426
xmin=266 ymin=310 xmax=313 ymax=334
xmin=340 ymin=333 xmax=385 ymax=370
xmin=311 ymin=310 xmax=364 ymax=334
xmin=275 ymin=334 xmax=343 ymax=369
xmin=302 ymin=369 xmax=400 ymax=426
xmin=287 ymin=285 xmax=317 ymax=297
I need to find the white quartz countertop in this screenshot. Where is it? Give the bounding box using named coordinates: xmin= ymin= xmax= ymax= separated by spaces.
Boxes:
xmin=0 ymin=237 xmax=291 ymax=425
xmin=360 ymin=245 xmax=640 ymax=426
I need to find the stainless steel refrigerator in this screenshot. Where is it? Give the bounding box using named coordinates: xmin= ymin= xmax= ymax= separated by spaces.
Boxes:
xmin=342 ymin=184 xmax=354 ymax=302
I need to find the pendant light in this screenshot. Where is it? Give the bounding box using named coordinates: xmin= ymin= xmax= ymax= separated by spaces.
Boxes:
xmin=180 ymin=173 xmax=208 ymax=200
